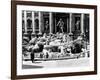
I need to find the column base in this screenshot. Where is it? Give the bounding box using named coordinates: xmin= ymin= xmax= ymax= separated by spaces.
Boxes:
xmin=23 ymin=32 xmax=29 ymax=40
xmin=69 ymin=33 xmax=73 ymax=36
xmin=24 ymin=32 xmax=27 ymax=34
xmin=31 ymin=32 xmax=36 ymax=35
xmin=38 ymin=32 xmax=42 ymax=34
xmin=80 ymin=33 xmax=85 ymax=38
xmin=31 ymin=32 xmax=36 ymax=38
xmin=80 ymin=33 xmax=85 ymax=40
xmin=69 ymin=33 xmax=73 ymax=41
xmin=38 ymin=33 xmax=42 ymax=36
xmin=49 ymin=33 xmax=53 ymax=35
xmin=80 ymin=33 xmax=84 ymax=35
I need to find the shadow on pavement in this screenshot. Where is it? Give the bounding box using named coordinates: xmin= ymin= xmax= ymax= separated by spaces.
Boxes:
xmin=22 ymin=64 xmax=43 ymax=69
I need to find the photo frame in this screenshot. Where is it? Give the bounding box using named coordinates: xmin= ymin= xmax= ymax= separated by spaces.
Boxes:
xmin=11 ymin=1 xmax=97 ymax=80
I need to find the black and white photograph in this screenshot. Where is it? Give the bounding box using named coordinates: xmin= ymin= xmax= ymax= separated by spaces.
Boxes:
xmin=22 ymin=11 xmax=90 ymax=69
xmin=11 ymin=1 xmax=97 ymax=79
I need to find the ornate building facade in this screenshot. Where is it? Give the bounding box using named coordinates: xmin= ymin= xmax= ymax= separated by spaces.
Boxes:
xmin=22 ymin=11 xmax=89 ymax=41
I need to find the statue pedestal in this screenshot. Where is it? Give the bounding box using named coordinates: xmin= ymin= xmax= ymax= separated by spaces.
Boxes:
xmin=69 ymin=33 xmax=73 ymax=41
xmin=31 ymin=32 xmax=36 ymax=38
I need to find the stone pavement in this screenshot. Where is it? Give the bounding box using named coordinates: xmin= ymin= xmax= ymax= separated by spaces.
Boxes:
xmin=22 ymin=57 xmax=90 ymax=69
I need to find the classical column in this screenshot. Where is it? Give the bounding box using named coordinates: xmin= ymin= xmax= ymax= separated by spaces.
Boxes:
xmin=38 ymin=12 xmax=42 ymax=34
xmin=69 ymin=13 xmax=72 ymax=34
xmin=32 ymin=11 xmax=35 ymax=34
xmin=81 ymin=13 xmax=84 ymax=34
xmin=24 ymin=11 xmax=27 ymax=34
xmin=49 ymin=12 xmax=53 ymax=34
xmin=69 ymin=13 xmax=73 ymax=41
xmin=67 ymin=18 xmax=69 ymax=33
xmin=55 ymin=13 xmax=56 ymax=33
